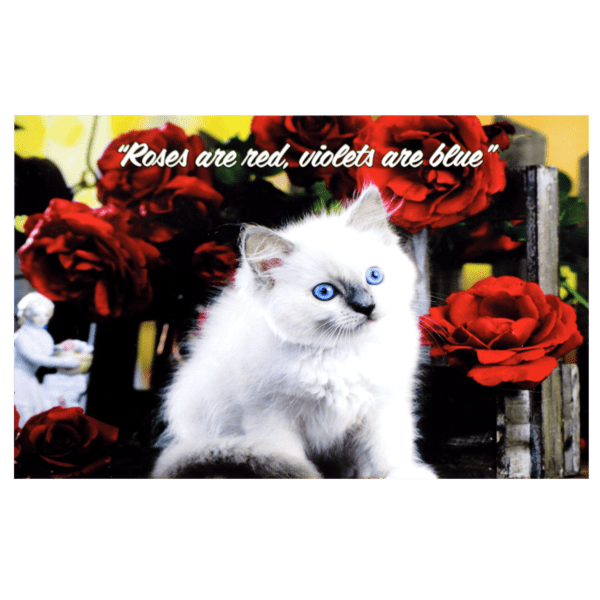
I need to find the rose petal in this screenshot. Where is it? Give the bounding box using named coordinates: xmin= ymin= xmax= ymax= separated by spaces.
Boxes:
xmin=528 ymin=307 xmax=558 ymax=346
xmin=447 ymin=116 xmax=486 ymax=149
xmin=428 ymin=305 xmax=454 ymax=327
xmin=487 ymin=317 xmax=539 ymax=349
xmin=513 ymin=294 xmax=540 ymax=320
xmin=479 ymin=292 xmax=523 ymax=321
xmin=495 ymin=348 xmax=547 ymax=366
xmin=528 ymin=296 xmax=570 ymax=348
xmin=548 ymin=330 xmax=584 ymax=360
xmin=44 ymin=237 xmax=70 ymax=254
xmin=467 ymin=356 xmax=558 ymax=388
xmin=468 ymin=317 xmax=513 ymax=344
xmin=446 ymin=326 xmax=489 ymax=349
xmin=387 ymin=173 xmax=431 ymax=202
xmin=475 ymin=349 xmax=517 ymax=364
xmin=447 ymin=293 xmax=480 ymax=327
xmin=393 ymin=130 xmax=432 ymax=144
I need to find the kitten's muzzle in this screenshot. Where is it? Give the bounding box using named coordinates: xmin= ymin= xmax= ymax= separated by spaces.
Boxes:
xmin=345 ymin=284 xmax=376 ymax=318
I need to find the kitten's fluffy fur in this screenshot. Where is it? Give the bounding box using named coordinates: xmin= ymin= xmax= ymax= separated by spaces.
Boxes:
xmin=153 ymin=186 xmax=436 ymax=478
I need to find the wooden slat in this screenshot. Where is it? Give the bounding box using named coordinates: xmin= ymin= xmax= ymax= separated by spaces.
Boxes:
xmin=522 ymin=166 xmax=560 ymax=293
xmin=576 ymin=153 xmax=589 ymax=471
xmin=562 ymin=364 xmax=581 ymax=476
xmin=497 ymin=391 xmax=532 ymax=478
xmin=492 ymin=166 xmax=563 ymax=478
xmin=521 ymin=165 xmax=563 ymax=477
xmin=539 ymin=369 xmax=564 ymax=478
xmin=525 ymin=167 xmax=564 ymax=479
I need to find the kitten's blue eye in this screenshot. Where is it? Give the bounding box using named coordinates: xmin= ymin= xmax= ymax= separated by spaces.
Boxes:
xmin=366 ymin=267 xmax=383 ymax=285
xmin=313 ymin=283 xmax=337 ymax=301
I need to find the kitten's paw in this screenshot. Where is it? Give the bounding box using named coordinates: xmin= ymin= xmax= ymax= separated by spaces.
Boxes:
xmin=385 ymin=463 xmax=438 ymax=479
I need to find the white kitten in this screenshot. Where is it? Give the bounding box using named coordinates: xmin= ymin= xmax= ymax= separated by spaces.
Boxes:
xmin=153 ymin=185 xmax=436 ymax=478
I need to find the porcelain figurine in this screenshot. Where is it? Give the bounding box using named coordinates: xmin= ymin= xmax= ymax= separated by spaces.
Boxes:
xmin=14 ymin=293 xmax=84 ymax=427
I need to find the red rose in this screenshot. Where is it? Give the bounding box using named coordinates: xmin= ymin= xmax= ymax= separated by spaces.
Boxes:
xmin=15 ymin=407 xmax=118 ymax=478
xmin=98 ymin=123 xmax=206 ymax=204
xmin=251 ymin=116 xmax=371 ymax=194
xmin=419 ymin=276 xmax=583 ymax=389
xmin=192 ymin=241 xmax=238 ymax=286
xmin=354 ymin=116 xmax=508 ymax=232
xmin=462 ymin=220 xmax=523 ymax=260
xmin=97 ymin=124 xmax=223 ymax=243
xmin=18 ymin=199 xmax=161 ymax=320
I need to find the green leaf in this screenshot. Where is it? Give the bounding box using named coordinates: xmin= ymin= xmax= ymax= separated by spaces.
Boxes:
xmin=213 ymin=156 xmax=248 ymax=186
xmin=310 ymin=182 xmax=342 ymax=214
xmin=558 ymin=171 xmax=572 ymax=196
xmin=559 ymin=195 xmax=588 ymax=226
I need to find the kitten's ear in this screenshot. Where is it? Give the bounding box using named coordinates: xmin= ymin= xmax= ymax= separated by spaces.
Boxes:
xmin=346 ymin=185 xmax=396 ymax=243
xmin=241 ymin=225 xmax=295 ymax=287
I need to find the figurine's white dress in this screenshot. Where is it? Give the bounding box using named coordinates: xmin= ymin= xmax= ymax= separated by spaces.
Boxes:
xmin=14 ymin=323 xmax=76 ymax=427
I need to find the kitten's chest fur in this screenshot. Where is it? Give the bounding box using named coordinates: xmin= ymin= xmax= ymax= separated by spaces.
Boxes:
xmin=274 ymin=342 xmax=388 ymax=451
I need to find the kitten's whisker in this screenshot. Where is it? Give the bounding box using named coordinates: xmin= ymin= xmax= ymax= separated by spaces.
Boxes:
xmin=418 ymin=318 xmax=449 ymax=351
xmin=413 ymin=291 xmax=454 ymax=305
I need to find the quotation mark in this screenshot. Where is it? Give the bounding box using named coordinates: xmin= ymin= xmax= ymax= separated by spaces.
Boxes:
xmin=118 ymin=144 xmax=130 ymax=152
xmin=487 ymin=144 xmax=500 ymax=153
